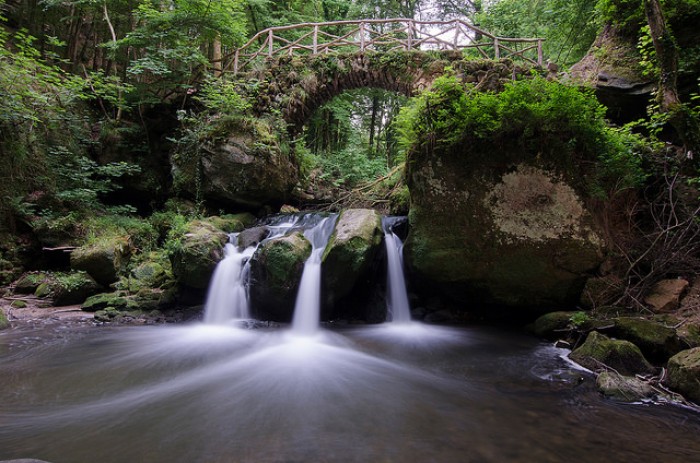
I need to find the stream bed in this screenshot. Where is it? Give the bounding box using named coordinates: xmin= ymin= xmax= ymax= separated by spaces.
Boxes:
xmin=1 ymin=321 xmax=700 ymax=463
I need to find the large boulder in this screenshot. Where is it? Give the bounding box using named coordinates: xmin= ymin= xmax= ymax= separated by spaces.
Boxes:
xmin=169 ymin=220 xmax=229 ymax=289
xmin=322 ymin=209 xmax=383 ymax=306
xmin=666 ymin=348 xmax=700 ymax=403
xmin=70 ymin=237 xmax=131 ymax=286
xmin=171 ymin=123 xmax=298 ymax=208
xmin=569 ymin=331 xmax=654 ymax=375
xmin=249 ymin=232 xmax=311 ymax=321
xmin=406 ymin=162 xmax=605 ymax=311
xmin=12 ymin=271 xmax=100 ymax=306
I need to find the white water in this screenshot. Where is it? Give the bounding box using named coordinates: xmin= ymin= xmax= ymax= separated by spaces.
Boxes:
xmin=291 ymin=215 xmax=338 ymax=336
xmin=383 ymin=217 xmax=412 ymax=323
xmin=203 ymin=236 xmax=256 ymax=324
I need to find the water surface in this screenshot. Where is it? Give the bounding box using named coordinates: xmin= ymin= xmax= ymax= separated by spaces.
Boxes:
xmin=1 ymin=321 xmax=699 ymax=463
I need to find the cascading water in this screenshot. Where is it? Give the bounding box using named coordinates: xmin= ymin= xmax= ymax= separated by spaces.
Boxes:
xmin=291 ymin=215 xmax=338 ymax=336
xmin=383 ymin=217 xmax=412 ymax=323
xmin=203 ymin=234 xmax=256 ymax=324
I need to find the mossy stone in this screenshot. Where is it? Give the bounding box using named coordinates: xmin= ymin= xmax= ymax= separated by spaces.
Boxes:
xmin=666 ymin=348 xmax=700 ymax=403
xmin=532 ymin=311 xmax=579 ymax=339
xmin=612 ymin=317 xmax=682 ymax=363
xmin=70 ymin=237 xmax=130 ymax=286
xmin=34 ymin=282 xmax=52 ymax=298
xmin=569 ymin=331 xmax=655 ymax=375
xmin=169 ymin=220 xmax=229 ymax=289
xmin=82 ymin=292 xmax=132 ymax=312
xmin=0 ymin=310 xmax=8 ymax=330
xmin=249 ymin=232 xmax=311 ymax=321
xmin=208 ymin=213 xmax=256 ymax=233
xmin=10 ymin=300 xmax=27 ymax=309
xmin=596 ymin=371 xmax=654 ymax=402
xmin=322 ymin=209 xmax=382 ymax=305
xmin=14 ymin=272 xmax=52 ymax=294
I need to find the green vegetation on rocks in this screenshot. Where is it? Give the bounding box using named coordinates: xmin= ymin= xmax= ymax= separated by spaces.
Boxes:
xmin=0 ymin=309 xmax=8 ymax=329
xmin=322 ymin=209 xmax=383 ymax=304
xmin=167 ymin=219 xmax=229 ymax=289
xmin=666 ymin=347 xmax=700 ymax=403
xmin=612 ymin=317 xmax=682 ymax=363
xmin=570 ymin=331 xmax=655 ymax=375
xmin=70 ymin=237 xmax=131 ymax=286
xmin=12 ymin=271 xmax=100 ymax=306
xmin=249 ymin=232 xmax=311 ymax=321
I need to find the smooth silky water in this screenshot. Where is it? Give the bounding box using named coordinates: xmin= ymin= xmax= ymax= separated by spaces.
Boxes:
xmin=2 ymin=215 xmax=700 ymax=462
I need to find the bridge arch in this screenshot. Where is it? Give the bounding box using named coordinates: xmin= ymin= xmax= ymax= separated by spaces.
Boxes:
xmin=242 ymin=51 xmax=535 ymax=134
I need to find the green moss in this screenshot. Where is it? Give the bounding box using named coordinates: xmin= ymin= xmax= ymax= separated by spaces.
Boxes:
xmin=10 ymin=300 xmax=27 ymax=309
xmin=613 ymin=317 xmax=682 ymax=363
xmin=570 ymin=331 xmax=655 ymax=375
xmin=667 ymin=348 xmax=700 ymax=403
xmin=0 ymin=310 xmax=8 ymax=330
xmin=260 ymin=233 xmax=311 ymax=289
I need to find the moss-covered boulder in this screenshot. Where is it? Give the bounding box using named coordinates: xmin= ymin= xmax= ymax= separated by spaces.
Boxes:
xmin=208 ymin=213 xmax=257 ymax=233
xmin=0 ymin=309 xmax=9 ymax=330
xmin=82 ymin=289 xmax=173 ymax=313
xmin=406 ymin=162 xmax=605 ymax=311
xmin=322 ymin=209 xmax=383 ymax=305
xmin=531 ymin=311 xmax=582 ymax=339
xmin=82 ymin=292 xmax=134 ymax=312
xmin=666 ymin=348 xmax=700 ymax=403
xmin=596 ymin=371 xmax=654 ymax=402
xmin=171 ymin=122 xmax=298 ymax=208
xmin=12 ymin=271 xmax=100 ymax=305
xmin=612 ymin=317 xmax=683 ymax=363
xmin=169 ymin=220 xmax=229 ymax=289
xmin=249 ymin=232 xmax=311 ymax=321
xmin=70 ymin=237 xmax=131 ymax=286
xmin=569 ymin=331 xmax=655 ymax=375
xmin=14 ymin=272 xmax=53 ymax=294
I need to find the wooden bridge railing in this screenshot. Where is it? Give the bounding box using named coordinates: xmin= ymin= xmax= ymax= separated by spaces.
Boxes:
xmin=222 ymin=18 xmax=544 ymax=75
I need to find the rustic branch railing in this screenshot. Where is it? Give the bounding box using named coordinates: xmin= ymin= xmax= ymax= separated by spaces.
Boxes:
xmin=222 ymin=18 xmax=544 ymax=74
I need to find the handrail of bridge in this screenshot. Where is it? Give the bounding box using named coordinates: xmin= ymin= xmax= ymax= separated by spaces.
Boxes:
xmin=221 ymin=18 xmax=544 ymax=75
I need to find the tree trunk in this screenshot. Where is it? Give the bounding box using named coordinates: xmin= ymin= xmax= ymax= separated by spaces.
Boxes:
xmin=644 ymin=0 xmax=700 ymax=164
xmin=212 ymin=36 xmax=223 ymax=77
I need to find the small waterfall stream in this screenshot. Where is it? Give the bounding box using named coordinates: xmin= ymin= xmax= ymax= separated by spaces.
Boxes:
xmin=203 ymin=235 xmax=256 ymax=324
xmin=383 ymin=217 xmax=412 ymax=323
xmin=291 ymin=215 xmax=338 ymax=336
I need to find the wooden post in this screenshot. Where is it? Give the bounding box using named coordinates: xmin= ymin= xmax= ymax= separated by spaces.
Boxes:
xmin=268 ymin=29 xmax=273 ymax=57
xmin=313 ymin=25 xmax=318 ymax=54
xmin=537 ymin=40 xmax=543 ymax=66
xmin=494 ymin=38 xmax=500 ymax=59
xmin=360 ymin=22 xmax=365 ymax=52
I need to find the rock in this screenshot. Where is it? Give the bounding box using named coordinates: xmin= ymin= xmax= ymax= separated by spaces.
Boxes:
xmin=532 ymin=311 xmax=580 ymax=338
xmin=171 ymin=124 xmax=298 ymax=208
xmin=238 ymin=226 xmax=269 ymax=249
xmin=612 ymin=317 xmax=683 ymax=363
xmin=569 ymin=24 xmax=653 ymax=125
xmin=0 ymin=309 xmax=9 ymax=330
xmin=82 ymin=292 xmax=133 ymax=312
xmin=666 ymin=347 xmax=700 ymax=403
xmin=70 ymin=237 xmax=131 ymax=286
xmin=322 ymin=209 xmax=383 ymax=305
xmin=208 ymin=213 xmax=257 ymax=233
xmin=596 ymin=371 xmax=654 ymax=402
xmin=10 ymin=300 xmax=27 ymax=308
xmin=406 ymin=161 xmax=605 ymax=312
xmin=13 ymin=271 xmax=100 ymax=306
xmin=169 ymin=220 xmax=229 ymax=289
xmin=569 ymin=331 xmax=655 ymax=375
xmin=249 ymin=232 xmax=311 ymax=320
xmin=50 ymin=272 xmax=101 ymax=306
xmin=644 ymin=279 xmax=690 ymax=312
xmin=579 ymin=274 xmax=624 ymax=309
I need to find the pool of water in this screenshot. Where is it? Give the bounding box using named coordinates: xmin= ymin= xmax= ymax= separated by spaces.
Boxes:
xmin=1 ymin=321 xmax=699 ymax=463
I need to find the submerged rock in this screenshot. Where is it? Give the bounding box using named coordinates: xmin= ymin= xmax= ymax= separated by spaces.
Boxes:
xmin=569 ymin=331 xmax=654 ymax=375
xmin=249 ymin=232 xmax=311 ymax=321
xmin=666 ymin=348 xmax=700 ymax=403
xmin=70 ymin=237 xmax=131 ymax=286
xmin=169 ymin=220 xmax=229 ymax=289
xmin=596 ymin=371 xmax=654 ymax=402
xmin=322 ymin=209 xmax=383 ymax=305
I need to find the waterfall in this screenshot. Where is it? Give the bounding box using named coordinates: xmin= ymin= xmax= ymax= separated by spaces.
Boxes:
xmin=203 ymin=235 xmax=256 ymax=324
xmin=383 ymin=217 xmax=412 ymax=323
xmin=291 ymin=215 xmax=338 ymax=336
